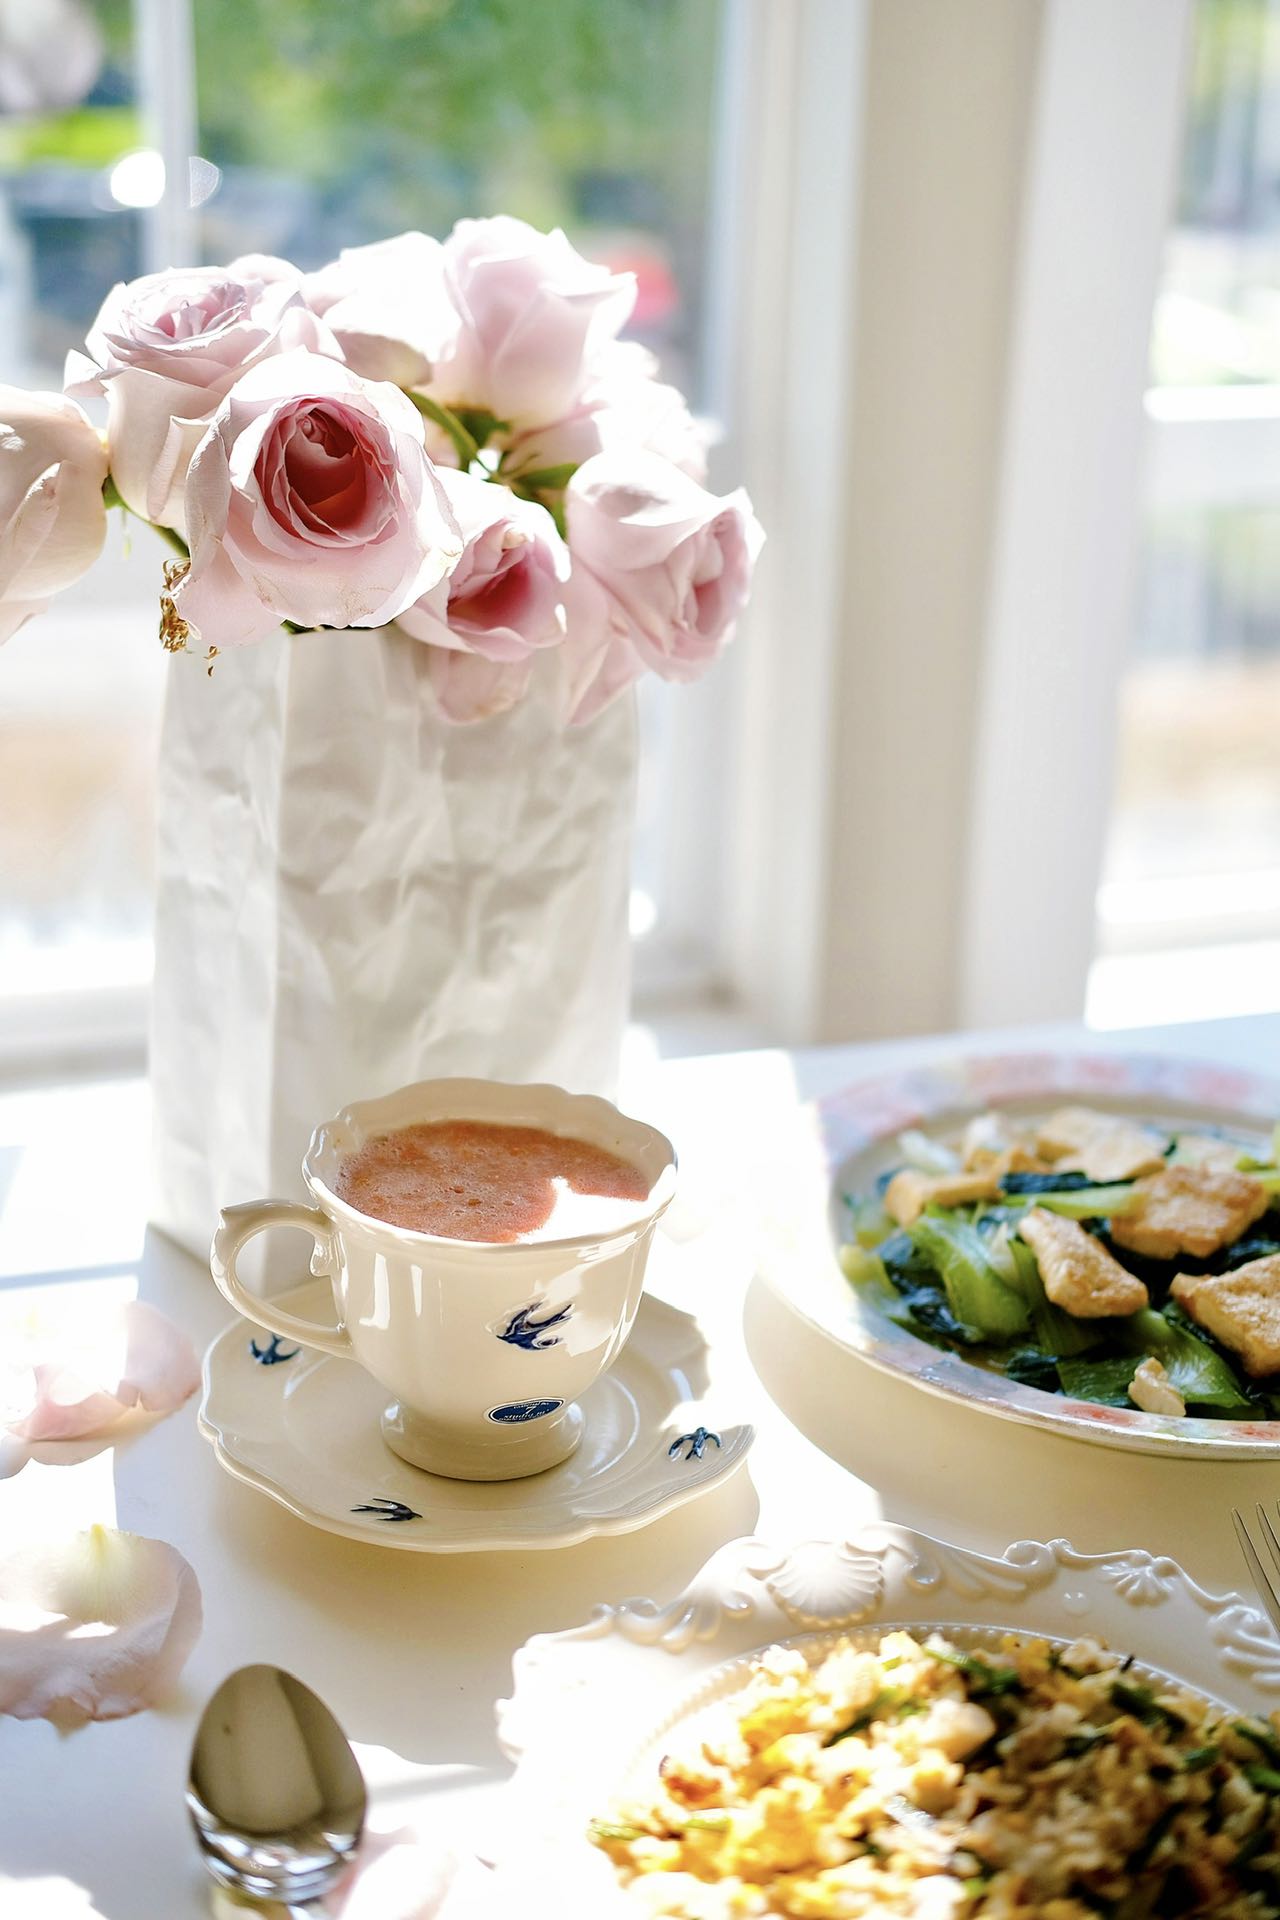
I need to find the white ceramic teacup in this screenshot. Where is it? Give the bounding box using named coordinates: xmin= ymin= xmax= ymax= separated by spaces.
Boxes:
xmin=209 ymin=1078 xmax=677 ymax=1482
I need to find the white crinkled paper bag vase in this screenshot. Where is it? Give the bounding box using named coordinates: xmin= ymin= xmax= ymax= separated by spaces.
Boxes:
xmin=149 ymin=626 xmax=635 ymax=1270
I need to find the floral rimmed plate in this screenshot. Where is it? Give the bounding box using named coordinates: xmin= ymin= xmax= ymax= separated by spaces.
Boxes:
xmin=492 ymin=1523 xmax=1280 ymax=1909
xmin=198 ymin=1282 xmax=753 ymax=1552
xmin=758 ymin=1050 xmax=1280 ymax=1458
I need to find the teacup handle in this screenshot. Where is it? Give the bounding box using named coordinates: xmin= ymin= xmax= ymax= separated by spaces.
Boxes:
xmin=210 ymin=1200 xmax=353 ymax=1360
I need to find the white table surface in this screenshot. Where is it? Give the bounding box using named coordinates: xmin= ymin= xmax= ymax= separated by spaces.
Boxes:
xmin=3 ymin=1013 xmax=1280 ymax=1918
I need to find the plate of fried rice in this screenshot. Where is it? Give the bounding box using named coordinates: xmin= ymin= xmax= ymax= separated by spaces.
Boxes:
xmin=495 ymin=1525 xmax=1280 ymax=1918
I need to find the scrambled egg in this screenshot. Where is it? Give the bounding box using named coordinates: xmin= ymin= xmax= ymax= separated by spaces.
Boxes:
xmin=591 ymin=1632 xmax=1280 ymax=1918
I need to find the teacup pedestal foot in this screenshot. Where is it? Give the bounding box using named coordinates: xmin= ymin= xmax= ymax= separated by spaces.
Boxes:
xmin=380 ymin=1398 xmax=584 ymax=1481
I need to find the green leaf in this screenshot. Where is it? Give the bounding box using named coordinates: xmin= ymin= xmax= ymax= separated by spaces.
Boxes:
xmin=1115 ymin=1309 xmax=1252 ymax=1411
xmin=511 ymin=462 xmax=580 ymax=493
xmin=906 ymin=1214 xmax=1030 ymax=1339
xmin=1109 ymin=1679 xmax=1188 ymax=1728
xmin=587 ymin=1819 xmax=644 ymax=1844
xmin=1056 ymin=1354 xmax=1146 ymax=1407
xmin=453 ymin=407 xmax=508 ymax=449
xmin=849 ymin=1196 xmax=894 ymax=1248
xmin=1031 ymin=1183 xmax=1141 ymax=1218
xmin=923 ymin=1644 xmax=1022 ymax=1696
xmin=1233 ymin=1720 xmax=1280 ymax=1768
xmin=407 ymin=392 xmax=478 ymax=468
xmin=1008 ymin=1238 xmax=1096 ymax=1357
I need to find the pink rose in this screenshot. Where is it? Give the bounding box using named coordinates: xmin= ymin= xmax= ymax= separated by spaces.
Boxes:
xmin=508 ymin=342 xmax=709 ymax=484
xmin=0 ymin=388 xmax=108 ymax=645
xmin=566 ymin=448 xmax=762 ymax=699
xmin=174 ymin=349 xmax=462 ymax=649
xmin=64 ymin=262 xmax=332 ymax=530
xmin=424 ymin=650 xmax=543 ymax=727
xmin=429 ymin=216 xmax=635 ymax=428
xmin=559 ymin=585 xmax=646 ymax=727
xmin=396 ymin=467 xmax=567 ymax=722
xmin=303 ymin=232 xmax=456 ymax=389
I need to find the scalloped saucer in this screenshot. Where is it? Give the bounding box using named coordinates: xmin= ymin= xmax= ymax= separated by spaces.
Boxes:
xmin=198 ymin=1281 xmax=753 ymax=1551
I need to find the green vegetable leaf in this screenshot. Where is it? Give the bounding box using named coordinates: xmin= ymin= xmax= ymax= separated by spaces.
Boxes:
xmin=1116 ymin=1309 xmax=1252 ymax=1411
xmin=1056 ymin=1354 xmax=1146 ymax=1407
xmin=906 ymin=1215 xmax=1030 ymax=1340
xmin=1029 ymin=1184 xmax=1141 ymax=1219
xmin=1233 ymin=1719 xmax=1280 ymax=1768
xmin=1008 ymin=1238 xmax=1097 ymax=1358
xmin=1109 ymin=1679 xmax=1188 ymax=1728
xmin=924 ymin=1644 xmax=1022 ymax=1695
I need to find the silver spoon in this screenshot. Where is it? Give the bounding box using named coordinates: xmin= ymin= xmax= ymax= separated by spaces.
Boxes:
xmin=187 ymin=1664 xmax=367 ymax=1910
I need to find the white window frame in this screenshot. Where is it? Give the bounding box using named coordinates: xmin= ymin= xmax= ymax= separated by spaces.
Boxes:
xmin=711 ymin=0 xmax=1197 ymax=1047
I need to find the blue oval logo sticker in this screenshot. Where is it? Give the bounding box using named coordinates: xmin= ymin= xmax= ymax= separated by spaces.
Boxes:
xmin=487 ymin=1398 xmax=564 ymax=1425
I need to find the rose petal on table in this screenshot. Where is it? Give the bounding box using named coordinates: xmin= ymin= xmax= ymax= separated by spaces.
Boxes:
xmin=329 ymin=1824 xmax=462 ymax=1920
xmin=0 ymin=1525 xmax=202 ymax=1725
xmin=5 ymin=1300 xmax=200 ymax=1442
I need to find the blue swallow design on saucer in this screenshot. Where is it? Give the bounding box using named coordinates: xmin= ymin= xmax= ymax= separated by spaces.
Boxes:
xmin=669 ymin=1426 xmax=721 ymax=1462
xmin=250 ymin=1334 xmax=300 ymax=1366
xmin=351 ymin=1498 xmax=421 ymax=1523
xmin=496 ymin=1302 xmax=572 ymax=1351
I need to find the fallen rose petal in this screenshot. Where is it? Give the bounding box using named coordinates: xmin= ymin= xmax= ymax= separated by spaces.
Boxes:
xmin=329 ymin=1822 xmax=462 ymax=1920
xmin=0 ymin=1525 xmax=202 ymax=1725
xmin=5 ymin=1299 xmax=199 ymax=1443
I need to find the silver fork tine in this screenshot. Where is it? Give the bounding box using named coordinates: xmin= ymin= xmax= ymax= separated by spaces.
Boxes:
xmin=1257 ymin=1503 xmax=1280 ymax=1583
xmin=1233 ymin=1507 xmax=1280 ymax=1638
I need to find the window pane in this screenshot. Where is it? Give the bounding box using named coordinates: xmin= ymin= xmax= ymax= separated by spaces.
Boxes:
xmin=0 ymin=0 xmax=163 ymax=1027
xmin=192 ymin=1 xmax=720 ymax=402
xmin=1090 ymin=0 xmax=1280 ymax=1028
xmin=1151 ymin=0 xmax=1280 ymax=387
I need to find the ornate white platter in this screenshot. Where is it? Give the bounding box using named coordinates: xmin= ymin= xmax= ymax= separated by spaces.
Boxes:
xmin=199 ymin=1283 xmax=752 ymax=1552
xmin=758 ymin=1050 xmax=1280 ymax=1457
xmin=493 ymin=1523 xmax=1280 ymax=1909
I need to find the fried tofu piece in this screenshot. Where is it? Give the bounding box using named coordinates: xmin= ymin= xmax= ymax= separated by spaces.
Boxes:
xmin=1172 ymin=1254 xmax=1280 ymax=1377
xmin=993 ymin=1145 xmax=1052 ymax=1180
xmin=1171 ymin=1133 xmax=1247 ymax=1174
xmin=1109 ymin=1164 xmax=1268 ymax=1261
xmin=961 ymin=1111 xmax=1047 ymax=1174
xmin=1035 ymin=1105 xmax=1167 ymax=1182
xmin=1019 ymin=1207 xmax=1148 ymax=1318
xmin=1128 ymin=1355 xmax=1185 ymax=1417
xmin=883 ymin=1167 xmax=1002 ymax=1227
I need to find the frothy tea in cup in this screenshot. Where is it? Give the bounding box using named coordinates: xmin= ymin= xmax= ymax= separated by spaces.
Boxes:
xmin=333 ymin=1119 xmax=651 ymax=1243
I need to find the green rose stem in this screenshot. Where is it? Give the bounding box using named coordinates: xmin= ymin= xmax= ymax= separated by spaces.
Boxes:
xmin=102 ymin=474 xmax=189 ymax=561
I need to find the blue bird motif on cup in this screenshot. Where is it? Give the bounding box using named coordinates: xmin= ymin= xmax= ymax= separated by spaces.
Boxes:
xmin=496 ymin=1301 xmax=572 ymax=1351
